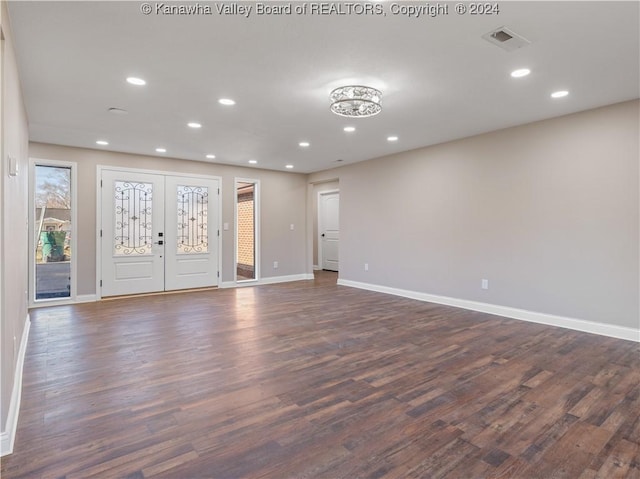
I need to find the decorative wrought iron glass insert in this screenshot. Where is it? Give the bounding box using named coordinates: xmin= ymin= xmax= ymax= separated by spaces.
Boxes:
xmin=113 ymin=181 xmax=153 ymax=256
xmin=177 ymin=185 xmax=208 ymax=254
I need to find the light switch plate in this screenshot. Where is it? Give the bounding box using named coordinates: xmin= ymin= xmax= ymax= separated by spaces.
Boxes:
xmin=8 ymin=155 xmax=18 ymax=176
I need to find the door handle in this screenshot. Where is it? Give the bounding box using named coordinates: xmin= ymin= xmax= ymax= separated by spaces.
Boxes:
xmin=321 ymin=233 xmax=325 ymax=237
xmin=154 ymin=240 xmax=164 ymax=245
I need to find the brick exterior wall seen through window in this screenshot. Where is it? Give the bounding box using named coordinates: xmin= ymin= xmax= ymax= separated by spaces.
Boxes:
xmin=237 ymin=187 xmax=255 ymax=278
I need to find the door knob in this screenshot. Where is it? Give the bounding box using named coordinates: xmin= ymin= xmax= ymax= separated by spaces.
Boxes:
xmin=321 ymin=233 xmax=325 ymax=237
xmin=155 ymin=240 xmax=164 ymax=245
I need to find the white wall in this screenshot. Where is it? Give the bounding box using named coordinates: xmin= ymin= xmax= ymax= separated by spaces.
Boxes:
xmin=309 ymin=100 xmax=639 ymax=331
xmin=29 ymin=143 xmax=308 ymax=291
xmin=1 ymin=1 xmax=30 ymax=442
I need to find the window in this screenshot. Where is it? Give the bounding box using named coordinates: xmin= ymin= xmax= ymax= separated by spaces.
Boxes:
xmin=235 ymin=179 xmax=259 ymax=282
xmin=31 ymin=161 xmax=76 ymax=302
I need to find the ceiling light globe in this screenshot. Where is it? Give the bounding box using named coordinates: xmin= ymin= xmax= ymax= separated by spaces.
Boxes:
xmin=330 ymin=85 xmax=382 ymax=118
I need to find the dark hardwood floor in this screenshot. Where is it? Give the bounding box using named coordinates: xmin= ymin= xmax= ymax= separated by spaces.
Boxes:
xmin=2 ymin=272 xmax=639 ymax=478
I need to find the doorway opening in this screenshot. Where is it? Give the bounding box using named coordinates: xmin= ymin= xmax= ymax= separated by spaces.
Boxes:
xmin=318 ymin=189 xmax=339 ymax=272
xmin=235 ymin=179 xmax=259 ymax=282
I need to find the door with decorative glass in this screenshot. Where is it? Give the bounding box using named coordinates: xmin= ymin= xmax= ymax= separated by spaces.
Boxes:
xmin=100 ymin=169 xmax=219 ymax=297
xmin=164 ymin=176 xmax=219 ymax=291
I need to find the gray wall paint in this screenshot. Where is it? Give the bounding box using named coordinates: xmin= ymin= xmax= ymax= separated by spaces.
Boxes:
xmin=1 ymin=2 xmax=30 ymax=433
xmin=309 ymin=100 xmax=639 ymax=329
xmin=28 ymin=143 xmax=308 ymax=291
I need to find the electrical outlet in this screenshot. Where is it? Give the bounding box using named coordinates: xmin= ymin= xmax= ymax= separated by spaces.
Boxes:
xmin=481 ymin=279 xmax=489 ymax=290
xmin=364 ymin=263 xmax=369 ymax=271
xmin=273 ymin=261 xmax=279 ymax=269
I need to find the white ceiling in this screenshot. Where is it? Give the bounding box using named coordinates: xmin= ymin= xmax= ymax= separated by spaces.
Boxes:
xmin=7 ymin=1 xmax=640 ymax=173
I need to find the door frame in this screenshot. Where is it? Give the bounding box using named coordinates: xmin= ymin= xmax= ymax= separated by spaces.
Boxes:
xmin=28 ymin=158 xmax=78 ymax=307
xmin=317 ymin=189 xmax=339 ymax=272
xmin=96 ymin=165 xmax=222 ymax=300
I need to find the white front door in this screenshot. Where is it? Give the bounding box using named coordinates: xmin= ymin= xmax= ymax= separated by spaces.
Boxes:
xmin=164 ymin=176 xmax=219 ymax=291
xmin=319 ymin=191 xmax=339 ymax=271
xmin=101 ymin=170 xmax=165 ymax=296
xmin=101 ymin=169 xmax=220 ymax=297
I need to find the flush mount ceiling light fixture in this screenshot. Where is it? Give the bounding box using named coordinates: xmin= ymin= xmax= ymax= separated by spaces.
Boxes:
xmin=330 ymin=85 xmax=382 ymax=118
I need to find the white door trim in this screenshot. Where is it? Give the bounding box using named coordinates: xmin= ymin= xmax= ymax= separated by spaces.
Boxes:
xmin=96 ymin=165 xmax=222 ymax=299
xmin=317 ymin=189 xmax=339 ymax=272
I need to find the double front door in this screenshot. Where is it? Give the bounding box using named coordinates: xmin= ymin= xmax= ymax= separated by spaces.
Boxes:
xmin=101 ymin=169 xmax=220 ymax=297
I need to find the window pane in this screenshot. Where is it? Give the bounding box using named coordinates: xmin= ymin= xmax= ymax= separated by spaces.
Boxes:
xmin=114 ymin=181 xmax=153 ymax=256
xmin=177 ymin=185 xmax=209 ymax=254
xmin=237 ymin=182 xmax=255 ymax=280
xmin=35 ymin=165 xmax=71 ymax=299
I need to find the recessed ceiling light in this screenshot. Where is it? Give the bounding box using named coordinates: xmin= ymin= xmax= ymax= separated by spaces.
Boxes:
xmin=206 ymin=154 xmax=216 ymax=159
xmin=96 ymin=140 xmax=109 ymax=146
xmin=285 ymin=164 xmax=294 ymax=169
xmin=510 ymin=68 xmax=531 ymax=78
xmin=387 ymin=136 xmax=399 ymax=142
xmin=551 ymin=90 xmax=569 ymax=98
xmin=248 ymin=160 xmax=257 ymax=164
xmin=219 ymin=98 xmax=236 ymax=106
xmin=188 ymin=122 xmax=202 ymax=129
xmin=126 ymin=77 xmax=146 ymax=86
xmin=344 ymin=126 xmax=356 ymax=133
xmin=299 ymin=141 xmax=310 ymax=147
xmin=156 ymin=148 xmax=166 ymax=153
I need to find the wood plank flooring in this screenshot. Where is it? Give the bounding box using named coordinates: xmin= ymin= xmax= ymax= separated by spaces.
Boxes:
xmin=2 ymin=272 xmax=639 ymax=478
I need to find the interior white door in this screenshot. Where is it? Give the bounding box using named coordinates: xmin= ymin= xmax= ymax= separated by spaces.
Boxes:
xmin=164 ymin=176 xmax=219 ymax=291
xmin=101 ymin=170 xmax=165 ymax=296
xmin=320 ymin=191 xmax=339 ymax=271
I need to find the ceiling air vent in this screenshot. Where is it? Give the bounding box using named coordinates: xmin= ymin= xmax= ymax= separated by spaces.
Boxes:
xmin=482 ymin=26 xmax=531 ymax=52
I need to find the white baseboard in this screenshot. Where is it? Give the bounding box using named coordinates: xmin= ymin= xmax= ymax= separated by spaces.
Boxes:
xmin=1 ymin=314 xmax=31 ymax=457
xmin=261 ymin=273 xmax=314 ymax=285
xmin=76 ymin=294 xmax=98 ymax=303
xmin=221 ymin=273 xmax=314 ymax=289
xmin=30 ymin=294 xmax=97 ymax=308
xmin=313 ymin=265 xmax=321 ymax=271
xmin=337 ymin=279 xmax=639 ymax=343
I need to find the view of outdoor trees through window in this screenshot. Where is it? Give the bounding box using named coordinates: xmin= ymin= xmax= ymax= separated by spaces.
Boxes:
xmin=35 ymin=165 xmax=72 ymax=300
